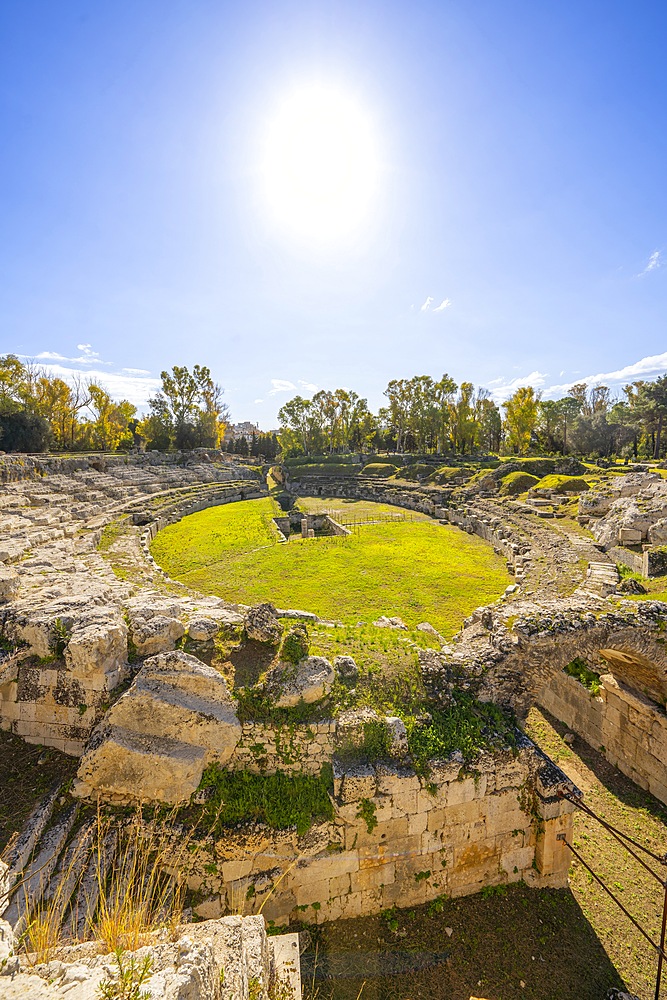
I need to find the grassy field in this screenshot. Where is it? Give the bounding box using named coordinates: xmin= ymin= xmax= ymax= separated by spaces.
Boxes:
xmin=150 ymin=498 xmax=511 ymax=635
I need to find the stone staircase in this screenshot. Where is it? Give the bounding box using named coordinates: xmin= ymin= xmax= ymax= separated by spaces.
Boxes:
xmin=582 ymin=560 xmax=620 ymax=597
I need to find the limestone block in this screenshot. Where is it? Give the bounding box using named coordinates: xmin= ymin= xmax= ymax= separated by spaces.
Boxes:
xmin=390 ymin=787 xmax=418 ymax=817
xmin=349 ymin=862 xmax=395 ymax=896
xmin=619 ymin=527 xmax=643 ymax=543
xmin=499 ymin=845 xmax=534 ymax=876
xmin=407 ymin=811 xmax=428 ymax=837
xmin=427 ymin=752 xmax=464 ymax=786
xmin=337 ymin=761 xmax=377 ymax=804
xmin=274 ymin=656 xmax=335 ymax=708
xmin=220 ymin=859 xmax=253 ymax=883
xmin=107 ymin=651 xmax=241 ymax=763
xmin=333 ymin=655 xmax=358 ymax=682
xmin=131 ymin=615 xmax=185 ymax=656
xmin=244 ymin=603 xmax=282 ymax=644
xmin=385 ymin=716 xmax=409 ymax=757
xmin=649 ymin=518 xmax=667 ymax=544
xmin=0 ymin=566 xmax=19 ymax=602
xmin=74 ymin=725 xmax=207 ymax=804
xmin=187 ymin=617 xmax=221 ymax=641
xmin=451 ymin=839 xmax=501 ymax=888
xmin=327 ymin=872 xmax=352 ymax=897
xmin=493 ymin=758 xmax=527 ymax=791
xmin=374 ymin=761 xmax=421 ymax=797
xmin=446 ymin=777 xmax=479 ymax=807
xmin=293 ymin=877 xmax=331 ymax=907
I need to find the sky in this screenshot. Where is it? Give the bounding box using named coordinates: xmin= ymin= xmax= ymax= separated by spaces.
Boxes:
xmin=2 ymin=1 xmax=667 ymax=428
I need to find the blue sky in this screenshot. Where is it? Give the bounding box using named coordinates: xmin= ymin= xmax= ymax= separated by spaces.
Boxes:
xmin=2 ymin=1 xmax=667 ymax=427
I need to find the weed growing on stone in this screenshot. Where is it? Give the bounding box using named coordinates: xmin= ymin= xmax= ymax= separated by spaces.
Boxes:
xmin=406 ymin=695 xmax=517 ymax=776
xmin=194 ymin=764 xmax=334 ymax=836
xmin=563 ymin=657 xmax=602 ymax=696
xmin=97 ymin=948 xmax=153 ymax=1000
xmin=355 ymin=798 xmax=378 ymax=834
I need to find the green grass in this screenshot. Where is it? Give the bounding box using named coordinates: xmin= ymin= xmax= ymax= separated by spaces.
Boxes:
xmin=498 ymin=471 xmax=539 ymax=495
xmin=150 ymin=498 xmax=511 ymax=635
xmin=193 ymin=764 xmax=334 ymax=836
xmin=406 ymin=695 xmax=518 ymax=776
xmin=535 ymin=474 xmax=590 ymax=493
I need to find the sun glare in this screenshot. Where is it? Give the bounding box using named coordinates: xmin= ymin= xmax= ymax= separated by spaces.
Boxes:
xmin=262 ymin=85 xmax=379 ymax=244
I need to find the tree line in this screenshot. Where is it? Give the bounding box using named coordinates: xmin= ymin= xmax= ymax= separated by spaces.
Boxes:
xmin=0 ymin=356 xmax=229 ymax=454
xmin=3 ymin=352 xmax=666 ymax=460
xmin=278 ymin=374 xmax=667 ymax=460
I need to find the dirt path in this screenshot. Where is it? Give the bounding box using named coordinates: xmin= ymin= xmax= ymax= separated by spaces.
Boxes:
xmin=525 ymin=706 xmax=667 ymax=1000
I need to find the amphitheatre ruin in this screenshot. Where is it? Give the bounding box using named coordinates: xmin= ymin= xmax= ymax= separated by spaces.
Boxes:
xmin=0 ymin=448 xmax=667 ymax=998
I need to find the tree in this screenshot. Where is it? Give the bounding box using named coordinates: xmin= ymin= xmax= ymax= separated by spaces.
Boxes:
xmin=503 ymin=386 xmax=540 ymax=455
xmin=0 ymin=410 xmax=50 ymax=452
xmin=86 ymin=385 xmax=136 ymax=451
xmin=149 ymin=365 xmax=228 ymax=450
xmin=640 ymin=375 xmax=667 ymax=459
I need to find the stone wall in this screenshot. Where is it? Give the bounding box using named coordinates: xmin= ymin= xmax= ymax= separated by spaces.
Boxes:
xmin=292 ymin=476 xmax=526 ymax=577
xmin=229 ymin=720 xmax=336 ymax=774
xmin=186 ymin=737 xmax=576 ymax=928
xmin=0 ymin=608 xmax=128 ymax=755
xmin=539 ymin=668 xmax=667 ymax=805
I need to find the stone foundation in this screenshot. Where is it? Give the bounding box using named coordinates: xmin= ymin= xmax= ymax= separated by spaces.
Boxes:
xmin=539 ymin=668 xmax=667 ymax=805
xmin=188 ymin=737 xmax=576 ymax=927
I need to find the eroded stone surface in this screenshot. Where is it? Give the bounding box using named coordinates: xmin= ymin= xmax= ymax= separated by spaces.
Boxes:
xmin=274 ymin=655 xmax=335 ymax=708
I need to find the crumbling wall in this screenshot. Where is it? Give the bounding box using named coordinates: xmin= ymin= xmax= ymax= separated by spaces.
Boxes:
xmin=0 ymin=608 xmax=128 ymax=755
xmin=539 ymin=668 xmax=667 ymax=805
xmin=187 ymin=738 xmax=576 ymax=927
xmin=230 ymin=720 xmax=336 ymax=774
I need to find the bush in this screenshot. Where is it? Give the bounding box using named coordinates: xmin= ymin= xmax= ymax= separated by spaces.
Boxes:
xmin=280 ymin=623 xmax=309 ymax=663
xmin=564 ymin=657 xmax=601 ymax=696
xmin=498 ymin=471 xmax=539 ymax=496
xmin=406 ymin=695 xmax=517 ymax=776
xmin=0 ymin=409 xmax=50 ymax=452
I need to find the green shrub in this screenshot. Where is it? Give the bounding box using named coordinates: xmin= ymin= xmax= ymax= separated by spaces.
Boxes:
xmin=280 ymin=623 xmax=309 ymax=664
xmin=498 ymin=471 xmax=539 ymax=496
xmin=406 ymin=695 xmax=517 ymax=776
xmin=563 ymin=657 xmax=601 ymax=696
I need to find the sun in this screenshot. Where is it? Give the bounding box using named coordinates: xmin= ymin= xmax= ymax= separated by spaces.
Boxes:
xmin=262 ymin=85 xmax=379 ymax=245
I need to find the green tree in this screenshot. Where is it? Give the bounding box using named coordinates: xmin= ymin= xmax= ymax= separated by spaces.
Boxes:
xmin=502 ymin=386 xmax=540 ymax=455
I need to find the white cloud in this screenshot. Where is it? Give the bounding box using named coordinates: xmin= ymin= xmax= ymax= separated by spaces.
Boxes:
xmin=254 ymin=398 xmax=264 ymax=404
xmin=433 ymin=298 xmax=452 ymax=312
xmin=298 ymin=380 xmax=319 ymax=393
xmin=485 ymin=371 xmax=548 ymax=403
xmin=269 ymin=379 xmax=296 ymax=396
xmin=545 ymin=351 xmax=667 ymax=398
xmin=638 ymin=250 xmax=661 ymax=276
xmin=33 ymin=363 xmax=161 ymax=407
xmin=122 ymin=367 xmax=151 ymax=376
xmin=420 ymin=296 xmax=433 ymax=312
xmin=76 ymin=343 xmax=99 ymax=357
xmin=33 ymin=349 xmax=110 ymax=366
